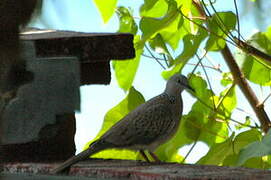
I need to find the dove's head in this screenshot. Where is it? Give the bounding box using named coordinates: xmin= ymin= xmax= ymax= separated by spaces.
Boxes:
xmin=165 ymin=74 xmax=194 ymax=95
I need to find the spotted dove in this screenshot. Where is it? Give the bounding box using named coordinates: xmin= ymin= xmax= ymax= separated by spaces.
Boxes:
xmin=51 ymin=74 xmax=194 ymax=174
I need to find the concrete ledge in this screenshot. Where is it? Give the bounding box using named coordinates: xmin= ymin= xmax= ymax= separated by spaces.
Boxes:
xmin=2 ymin=159 xmax=271 ymax=179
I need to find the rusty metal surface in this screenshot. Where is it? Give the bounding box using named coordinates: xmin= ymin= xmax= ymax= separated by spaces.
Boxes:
xmin=2 ymin=159 xmax=271 ymax=180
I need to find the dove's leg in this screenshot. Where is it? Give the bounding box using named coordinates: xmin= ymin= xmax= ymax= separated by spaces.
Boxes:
xmin=149 ymin=151 xmax=161 ymax=162
xmin=139 ymin=150 xmax=150 ymax=162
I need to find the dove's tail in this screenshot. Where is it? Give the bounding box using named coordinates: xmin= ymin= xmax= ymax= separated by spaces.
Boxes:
xmin=51 ymin=140 xmax=108 ymax=174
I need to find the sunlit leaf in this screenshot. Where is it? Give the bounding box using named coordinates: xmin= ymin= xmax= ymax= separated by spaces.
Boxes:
xmin=237 ymin=129 xmax=271 ymax=166
xmin=205 ymin=11 xmax=236 ymax=51
xmin=176 ymin=0 xmax=192 ymax=13
xmin=233 ymin=129 xmax=261 ymax=152
xmin=84 ymin=87 xmax=145 ymax=160
xmin=161 ymin=29 xmax=208 ymax=80
xmin=93 ymin=0 xmax=117 ymax=23
xmin=117 ymin=7 xmax=138 ymax=35
xmin=139 ymin=0 xmax=179 ymax=47
xmin=140 ymin=0 xmax=168 ymax=18
xmin=113 ymin=36 xmax=142 ymax=91
xmin=217 ymin=85 xmax=236 ymax=117
xmin=197 ymin=133 xmax=235 ymax=165
xmin=235 ymin=116 xmax=251 ymax=130
xmin=221 ymin=72 xmax=233 ymax=87
xmin=149 ymin=34 xmax=171 ymax=55
xmin=161 ymin=63 xmax=183 ymax=80
xmin=149 ymin=34 xmax=174 ymax=64
xmin=235 ymin=32 xmax=271 ymax=86
xmin=159 ymin=14 xmax=183 ymax=50
xmin=222 ymin=129 xmax=261 ymax=166
xmin=182 ymin=74 xmax=228 ymax=146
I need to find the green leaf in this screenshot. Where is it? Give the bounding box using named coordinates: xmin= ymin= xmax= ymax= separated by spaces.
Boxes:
xmin=235 ymin=32 xmax=271 ymax=86
xmin=176 ymin=0 xmax=192 ymax=10
xmin=161 ymin=29 xmax=207 ymax=80
xmin=140 ymin=0 xmax=168 ymax=18
xmin=149 ymin=34 xmax=171 ymax=55
xmin=222 ymin=129 xmax=261 ymax=166
xmin=161 ymin=62 xmax=184 ymax=80
xmin=149 ymin=34 xmax=174 ymax=63
xmin=235 ymin=116 xmax=251 ymax=130
xmin=242 ymin=157 xmax=271 ymax=169
xmin=233 ymin=129 xmax=262 ymax=153
xmin=139 ymin=0 xmax=179 ymax=47
xmin=182 ymin=74 xmax=229 ymax=146
xmin=205 ymin=11 xmax=236 ymax=51
xmin=217 ymin=85 xmax=236 ymax=117
xmin=175 ymin=28 xmax=208 ymax=65
xmin=189 ymin=73 xmax=212 ymax=100
xmin=220 ymin=72 xmax=233 ymax=87
xmin=159 ymin=14 xmax=183 ymax=50
xmin=113 ymin=36 xmax=142 ymax=91
xmin=237 ymin=129 xmax=271 ymax=166
xmin=93 ymin=0 xmax=117 ymax=23
xmin=197 ymin=133 xmax=235 ymax=165
xmin=84 ymin=87 xmax=145 ymax=160
xmin=117 ymin=7 xmax=138 ymax=34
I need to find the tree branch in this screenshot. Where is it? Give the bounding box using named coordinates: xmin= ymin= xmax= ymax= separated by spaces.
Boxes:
xmin=221 ymin=45 xmax=271 ymax=133
xmin=192 ymin=0 xmax=271 ymax=133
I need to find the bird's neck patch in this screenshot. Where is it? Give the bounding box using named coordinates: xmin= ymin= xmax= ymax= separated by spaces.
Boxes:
xmin=164 ymin=93 xmax=176 ymax=104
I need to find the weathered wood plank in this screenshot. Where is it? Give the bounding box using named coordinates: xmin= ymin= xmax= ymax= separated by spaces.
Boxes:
xmin=2 ymin=159 xmax=271 ymax=180
xmin=21 ymin=29 xmax=135 ymax=61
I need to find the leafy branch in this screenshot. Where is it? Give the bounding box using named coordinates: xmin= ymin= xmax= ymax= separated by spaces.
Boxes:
xmin=192 ymin=0 xmax=271 ymax=133
xmin=91 ymin=0 xmax=271 ymax=167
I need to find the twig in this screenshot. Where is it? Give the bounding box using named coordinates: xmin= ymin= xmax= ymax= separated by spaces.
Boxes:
xmin=178 ymin=8 xmax=237 ymax=48
xmin=198 ymin=55 xmax=217 ymax=110
xmin=261 ymin=92 xmax=271 ymax=105
xmin=200 ymin=48 xmax=223 ymax=73
xmin=193 ymin=0 xmax=271 ymax=133
xmin=162 ymin=54 xmax=169 ymax=67
xmin=206 ymin=0 xmax=235 ymax=41
xmin=181 ymin=139 xmax=198 ymax=164
xmin=187 ymin=63 xmax=221 ymax=72
xmin=228 ymin=117 xmax=259 ymax=129
xmin=143 ymin=53 xmax=222 ymax=72
xmin=233 ymin=0 xmax=240 ymax=40
xmin=142 ymin=54 xmax=166 ymax=61
xmin=216 ymin=84 xmax=235 ymax=110
xmin=145 ymin=45 xmax=166 ymax=69
xmin=191 ymin=52 xmax=206 ymax=75
xmin=190 ymin=91 xmax=259 ymax=129
xmin=236 ymin=107 xmax=255 ymax=117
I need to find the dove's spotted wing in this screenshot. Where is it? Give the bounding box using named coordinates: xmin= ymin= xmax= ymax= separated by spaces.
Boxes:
xmin=100 ymin=102 xmax=174 ymax=149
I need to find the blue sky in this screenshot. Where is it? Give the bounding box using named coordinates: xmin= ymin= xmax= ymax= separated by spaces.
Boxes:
xmin=30 ymin=0 xmax=270 ymax=163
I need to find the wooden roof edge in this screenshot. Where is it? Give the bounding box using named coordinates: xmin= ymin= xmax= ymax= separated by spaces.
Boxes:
xmin=20 ymin=28 xmax=135 ymax=61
